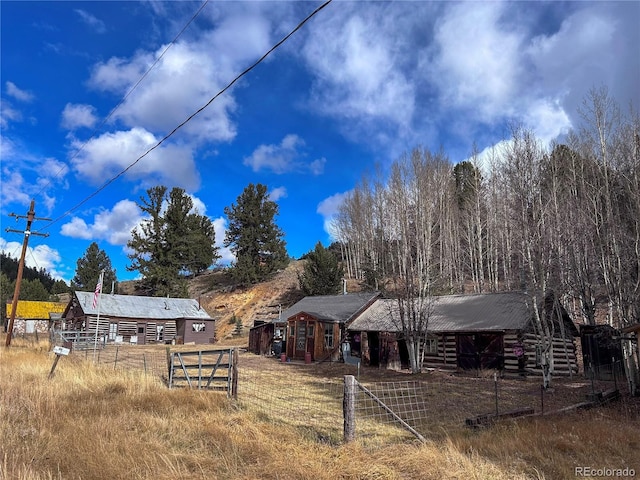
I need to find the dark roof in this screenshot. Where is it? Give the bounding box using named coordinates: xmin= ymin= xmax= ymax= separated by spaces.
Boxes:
xmin=349 ymin=292 xmax=535 ymax=333
xmin=282 ymin=292 xmax=380 ymax=324
xmin=69 ymin=292 xmax=213 ymax=321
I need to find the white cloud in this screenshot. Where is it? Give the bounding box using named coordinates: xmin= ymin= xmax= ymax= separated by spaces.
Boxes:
xmin=0 ymin=237 xmax=64 ymax=279
xmin=212 ymin=216 xmax=235 ymax=265
xmin=244 ymin=134 xmax=303 ymax=174
xmin=0 ymin=102 xmax=22 ymax=128
xmin=0 ymin=169 xmax=38 ymax=208
xmin=5 ymin=81 xmax=34 ymax=102
xmin=61 ymin=103 xmax=98 ymax=130
xmin=268 ymin=186 xmax=287 ymax=202
xmin=429 ymin=2 xmax=523 ymax=122
xmin=317 ymin=191 xmax=350 ymax=241
xmin=302 ymin=7 xmax=416 ymax=138
xmin=309 ymin=157 xmax=326 ymax=176
xmin=90 ymin=41 xmax=238 ymax=143
xmin=69 ymin=127 xmax=200 ymax=190
xmin=60 ymin=199 xmax=141 ymax=246
xmin=523 ymin=98 xmax=572 ymax=145
xmin=525 ymin=3 xmax=639 ymax=129
xmin=189 ymin=195 xmax=207 ymax=216
xmin=243 ymin=135 xmax=325 ymax=175
xmin=74 ymin=9 xmax=107 ymax=34
xmin=87 ymin=11 xmax=273 ymax=145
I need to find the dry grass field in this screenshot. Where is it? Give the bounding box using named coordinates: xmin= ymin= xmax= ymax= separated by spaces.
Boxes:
xmin=1 ymin=336 xmax=639 ymax=480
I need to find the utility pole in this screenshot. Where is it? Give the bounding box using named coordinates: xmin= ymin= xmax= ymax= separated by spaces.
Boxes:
xmin=4 ymin=200 xmax=50 ymax=347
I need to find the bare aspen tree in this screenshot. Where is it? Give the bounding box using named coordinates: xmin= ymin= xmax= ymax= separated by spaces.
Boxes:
xmin=578 ymin=88 xmax=640 ymax=393
xmin=501 ymin=126 xmax=558 ymax=387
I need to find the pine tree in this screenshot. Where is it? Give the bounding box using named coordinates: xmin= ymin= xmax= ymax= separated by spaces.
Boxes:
xmin=224 ymin=183 xmax=288 ymax=285
xmin=298 ymin=241 xmax=344 ymax=295
xmin=127 ymin=186 xmax=220 ymax=296
xmin=72 ymin=242 xmax=117 ymax=293
xmin=19 ymin=278 xmax=50 ymax=301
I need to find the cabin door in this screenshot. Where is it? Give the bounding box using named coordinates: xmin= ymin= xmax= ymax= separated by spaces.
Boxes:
xmin=294 ymin=321 xmax=308 ymax=360
xmin=456 ymin=333 xmax=504 ymax=370
xmin=293 ymin=321 xmax=315 ymax=360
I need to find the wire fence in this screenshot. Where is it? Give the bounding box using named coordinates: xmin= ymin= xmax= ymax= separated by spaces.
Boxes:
xmin=91 ymin=344 xmax=169 ymax=379
xmin=55 ymin=346 xmax=632 ymax=445
xmin=235 ymin=355 xmax=631 ymax=444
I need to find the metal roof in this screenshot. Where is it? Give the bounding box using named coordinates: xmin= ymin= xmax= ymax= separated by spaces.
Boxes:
xmin=349 ymin=292 xmax=532 ymax=333
xmin=281 ymin=292 xmax=380 ymax=324
xmin=6 ymin=301 xmax=67 ymax=319
xmin=73 ymin=292 xmax=213 ymax=320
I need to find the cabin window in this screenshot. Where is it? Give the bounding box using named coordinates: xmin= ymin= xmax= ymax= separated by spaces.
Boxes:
xmin=138 ymin=326 xmax=144 ymax=334
xmin=289 ymin=325 xmax=295 ymax=337
xmin=425 ymin=337 xmax=438 ymax=355
xmin=324 ymin=324 xmax=334 ymax=349
xmin=307 ymin=325 xmax=314 ymax=337
xmin=192 ymin=322 xmax=206 ymax=333
xmin=156 ymin=325 xmax=164 ymax=341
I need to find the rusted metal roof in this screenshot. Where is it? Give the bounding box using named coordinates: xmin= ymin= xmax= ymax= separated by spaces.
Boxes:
xmin=73 ymin=292 xmax=213 ymax=320
xmin=281 ymin=292 xmax=380 ymax=324
xmin=349 ymin=292 xmax=532 ymax=333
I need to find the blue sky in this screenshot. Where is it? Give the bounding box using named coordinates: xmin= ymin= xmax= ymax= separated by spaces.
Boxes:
xmin=1 ymin=1 xmax=639 ymax=283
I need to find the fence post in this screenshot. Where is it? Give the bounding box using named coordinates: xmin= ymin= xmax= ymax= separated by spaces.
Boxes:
xmin=494 ymin=372 xmax=499 ymax=415
xmin=231 ymin=348 xmax=238 ymax=400
xmin=114 ymin=346 xmax=119 ymax=369
xmin=343 ymin=375 xmax=356 ymax=443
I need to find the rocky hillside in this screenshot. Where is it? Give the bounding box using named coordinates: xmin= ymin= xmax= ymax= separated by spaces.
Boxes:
xmin=192 ymin=261 xmax=307 ymax=341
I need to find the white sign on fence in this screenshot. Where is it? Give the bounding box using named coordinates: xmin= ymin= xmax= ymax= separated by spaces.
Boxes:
xmin=53 ymin=346 xmax=70 ymax=356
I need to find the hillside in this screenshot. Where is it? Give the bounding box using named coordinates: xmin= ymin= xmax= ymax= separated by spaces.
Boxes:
xmin=120 ymin=260 xmax=307 ymax=342
xmin=193 ymin=261 xmax=308 ymax=341
xmin=118 ymin=260 xmax=366 ymax=343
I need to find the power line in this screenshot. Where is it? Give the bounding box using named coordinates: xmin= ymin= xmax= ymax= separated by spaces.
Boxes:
xmin=34 ymin=0 xmax=210 ymax=199
xmin=36 ymin=0 xmax=333 ymax=235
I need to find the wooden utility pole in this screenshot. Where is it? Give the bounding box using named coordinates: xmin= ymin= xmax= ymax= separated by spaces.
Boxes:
xmin=4 ymin=200 xmax=50 ymax=347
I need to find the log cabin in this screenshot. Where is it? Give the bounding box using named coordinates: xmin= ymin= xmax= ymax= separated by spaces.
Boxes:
xmin=283 ymin=292 xmax=380 ymax=362
xmin=348 ymin=292 xmax=580 ymax=376
xmin=62 ymin=292 xmax=215 ymax=345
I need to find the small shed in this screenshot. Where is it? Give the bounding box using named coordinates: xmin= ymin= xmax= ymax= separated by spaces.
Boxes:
xmin=348 ymin=292 xmax=580 ymax=375
xmin=580 ymin=324 xmax=624 ymax=381
xmin=5 ymin=301 xmax=67 ymax=336
xmin=283 ymin=292 xmax=379 ymax=362
xmin=249 ymin=319 xmax=287 ymax=356
xmin=62 ymin=292 xmax=215 ymax=345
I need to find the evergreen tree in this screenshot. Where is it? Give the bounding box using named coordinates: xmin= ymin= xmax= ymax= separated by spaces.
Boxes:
xmin=164 ymin=187 xmax=219 ymax=276
xmin=298 ymin=241 xmax=344 ymax=295
xmin=127 ymin=186 xmax=220 ymax=296
xmin=127 ymin=186 xmax=169 ymax=296
xmin=224 ymin=183 xmax=288 ymax=285
xmin=0 ymin=272 xmax=13 ymax=331
xmin=18 ymin=278 xmax=50 ymax=301
xmin=72 ymin=242 xmax=117 ymax=292
xmin=51 ymin=279 xmax=70 ymax=295
xmin=0 ymin=252 xmax=55 ymax=292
